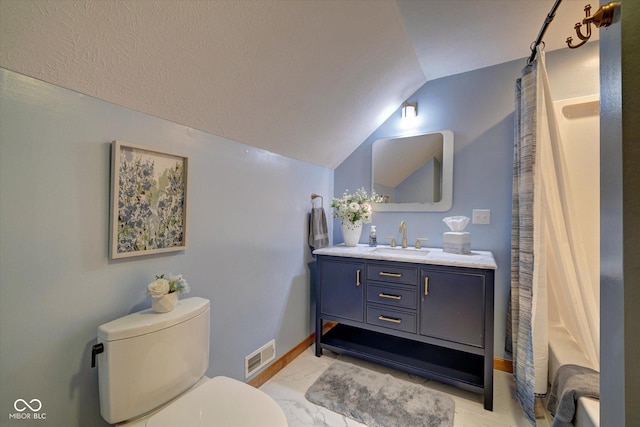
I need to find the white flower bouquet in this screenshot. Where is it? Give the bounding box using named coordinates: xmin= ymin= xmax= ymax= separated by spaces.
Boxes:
xmin=147 ymin=273 xmax=190 ymax=297
xmin=331 ymin=188 xmax=382 ymax=224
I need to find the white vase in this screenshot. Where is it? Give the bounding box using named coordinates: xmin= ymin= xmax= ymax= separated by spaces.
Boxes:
xmin=342 ymin=220 xmax=363 ymax=247
xmin=152 ymin=292 xmax=179 ymax=313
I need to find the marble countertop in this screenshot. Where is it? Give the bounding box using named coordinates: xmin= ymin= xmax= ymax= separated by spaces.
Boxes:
xmin=313 ymin=244 xmax=497 ymax=270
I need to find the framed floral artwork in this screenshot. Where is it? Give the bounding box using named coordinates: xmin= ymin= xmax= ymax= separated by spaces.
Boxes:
xmin=110 ymin=141 xmax=189 ymax=259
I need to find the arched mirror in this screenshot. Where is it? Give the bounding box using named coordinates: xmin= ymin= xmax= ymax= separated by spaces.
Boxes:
xmin=372 ymin=130 xmax=453 ymax=212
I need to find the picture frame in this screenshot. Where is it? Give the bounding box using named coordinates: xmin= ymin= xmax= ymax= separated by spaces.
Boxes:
xmin=110 ymin=141 xmax=189 ymax=259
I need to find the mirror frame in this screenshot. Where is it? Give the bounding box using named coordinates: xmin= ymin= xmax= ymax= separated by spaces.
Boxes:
xmin=372 ymin=129 xmax=453 ymax=212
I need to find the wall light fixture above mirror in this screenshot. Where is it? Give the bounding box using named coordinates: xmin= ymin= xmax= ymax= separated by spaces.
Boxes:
xmin=401 ymin=102 xmax=417 ymax=118
xmin=372 ymin=130 xmax=453 ymax=212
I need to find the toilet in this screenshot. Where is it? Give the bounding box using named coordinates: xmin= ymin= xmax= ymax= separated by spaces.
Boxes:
xmin=95 ymin=297 xmax=288 ymax=426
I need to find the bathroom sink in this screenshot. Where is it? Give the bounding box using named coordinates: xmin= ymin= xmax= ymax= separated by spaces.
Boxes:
xmin=372 ymin=247 xmax=430 ymax=257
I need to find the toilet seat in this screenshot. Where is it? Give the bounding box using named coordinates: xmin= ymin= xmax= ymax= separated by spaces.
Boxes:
xmin=145 ymin=376 xmax=287 ymax=427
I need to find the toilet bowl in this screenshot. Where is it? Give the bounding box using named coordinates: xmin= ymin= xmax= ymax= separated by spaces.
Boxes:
xmin=119 ymin=376 xmax=287 ymax=427
xmin=95 ymin=297 xmax=287 ymax=426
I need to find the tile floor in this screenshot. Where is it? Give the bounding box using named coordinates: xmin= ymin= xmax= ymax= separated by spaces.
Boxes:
xmin=260 ymin=347 xmax=551 ymax=427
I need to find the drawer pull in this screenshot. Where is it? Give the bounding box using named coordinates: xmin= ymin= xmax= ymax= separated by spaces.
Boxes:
xmin=378 ymin=315 xmax=402 ymax=324
xmin=424 ymin=276 xmax=429 ymax=296
xmin=356 ymin=269 xmax=361 ymax=286
xmin=379 ymin=272 xmax=402 ymax=278
xmin=378 ymin=293 xmax=401 ymax=300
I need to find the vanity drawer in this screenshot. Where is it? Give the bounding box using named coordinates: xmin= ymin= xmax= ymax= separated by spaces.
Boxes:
xmin=366 ymin=305 xmax=417 ymax=334
xmin=367 ymin=264 xmax=417 ymax=285
xmin=367 ymin=284 xmax=417 ymax=310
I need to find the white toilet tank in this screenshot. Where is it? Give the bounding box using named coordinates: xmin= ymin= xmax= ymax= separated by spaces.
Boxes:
xmin=96 ymin=297 xmax=210 ymax=424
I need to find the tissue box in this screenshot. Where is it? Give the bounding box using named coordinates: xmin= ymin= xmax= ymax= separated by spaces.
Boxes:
xmin=443 ymin=232 xmax=470 ymax=254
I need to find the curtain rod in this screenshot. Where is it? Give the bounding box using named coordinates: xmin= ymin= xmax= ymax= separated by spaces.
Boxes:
xmin=528 ymin=0 xmax=563 ymax=65
xmin=528 ymin=1 xmax=620 ymax=64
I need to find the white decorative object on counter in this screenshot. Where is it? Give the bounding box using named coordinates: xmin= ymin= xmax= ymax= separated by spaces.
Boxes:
xmin=443 ymin=216 xmax=471 ymax=254
xmin=443 ymin=216 xmax=469 ymax=231
xmin=331 ymin=188 xmax=382 ymax=247
xmin=341 ymin=220 xmax=363 ymax=247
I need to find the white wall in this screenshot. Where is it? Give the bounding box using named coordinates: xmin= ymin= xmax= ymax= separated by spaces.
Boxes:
xmin=0 ymin=68 xmax=333 ymax=426
xmin=551 ymin=95 xmax=600 ymax=320
xmin=334 ymin=42 xmax=599 ymax=360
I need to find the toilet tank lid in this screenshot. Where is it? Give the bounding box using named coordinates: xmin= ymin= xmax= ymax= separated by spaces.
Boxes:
xmin=98 ymin=297 xmax=210 ymax=342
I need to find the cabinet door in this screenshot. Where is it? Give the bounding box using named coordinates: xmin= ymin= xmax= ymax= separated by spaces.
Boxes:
xmin=320 ymin=259 xmax=365 ymax=322
xmin=419 ymin=268 xmax=485 ymax=347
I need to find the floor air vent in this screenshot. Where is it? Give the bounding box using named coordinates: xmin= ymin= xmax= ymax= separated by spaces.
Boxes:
xmin=245 ymin=339 xmax=276 ymax=378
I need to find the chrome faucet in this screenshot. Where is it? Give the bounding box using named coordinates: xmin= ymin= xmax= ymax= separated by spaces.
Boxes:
xmin=399 ymin=221 xmax=408 ymax=248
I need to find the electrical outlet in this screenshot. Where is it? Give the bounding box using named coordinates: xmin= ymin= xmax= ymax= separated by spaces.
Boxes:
xmin=472 ymin=209 xmax=491 ymax=225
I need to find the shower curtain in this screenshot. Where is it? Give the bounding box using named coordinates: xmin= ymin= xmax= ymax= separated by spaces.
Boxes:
xmin=508 ymin=47 xmax=599 ymax=425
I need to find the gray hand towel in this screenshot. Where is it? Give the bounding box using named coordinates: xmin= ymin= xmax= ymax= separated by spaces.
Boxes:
xmin=547 ymin=364 xmax=599 ymax=427
xmin=309 ymin=207 xmax=329 ymax=250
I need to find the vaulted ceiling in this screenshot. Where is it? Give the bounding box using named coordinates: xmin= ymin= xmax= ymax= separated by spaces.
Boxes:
xmin=0 ymin=0 xmax=594 ymax=169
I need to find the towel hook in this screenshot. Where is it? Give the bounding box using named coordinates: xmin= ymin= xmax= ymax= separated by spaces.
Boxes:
xmin=566 ymin=2 xmax=618 ymax=49
xmin=311 ymin=193 xmax=323 ymax=207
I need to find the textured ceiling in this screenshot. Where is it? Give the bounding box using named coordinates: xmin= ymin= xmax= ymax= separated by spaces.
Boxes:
xmin=0 ymin=0 xmax=597 ymax=169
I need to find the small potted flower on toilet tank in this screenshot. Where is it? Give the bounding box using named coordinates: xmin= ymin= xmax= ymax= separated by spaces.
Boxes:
xmin=147 ymin=273 xmax=190 ymax=313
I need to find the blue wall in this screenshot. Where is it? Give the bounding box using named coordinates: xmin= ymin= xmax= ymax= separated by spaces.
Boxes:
xmin=334 ymin=43 xmax=600 ymax=359
xmin=0 ymin=68 xmax=333 ymax=426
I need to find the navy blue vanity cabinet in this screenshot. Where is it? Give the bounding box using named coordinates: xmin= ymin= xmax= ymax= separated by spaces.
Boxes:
xmin=419 ymin=268 xmax=486 ymax=347
xmin=365 ymin=262 xmax=419 ymax=334
xmin=317 ymin=257 xmax=365 ymax=324
xmin=419 ymin=265 xmax=494 ymax=411
xmin=314 ymin=254 xmax=495 ymax=411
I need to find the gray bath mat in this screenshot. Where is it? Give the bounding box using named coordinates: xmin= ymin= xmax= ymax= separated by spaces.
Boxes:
xmin=305 ymin=361 xmax=455 ymax=427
